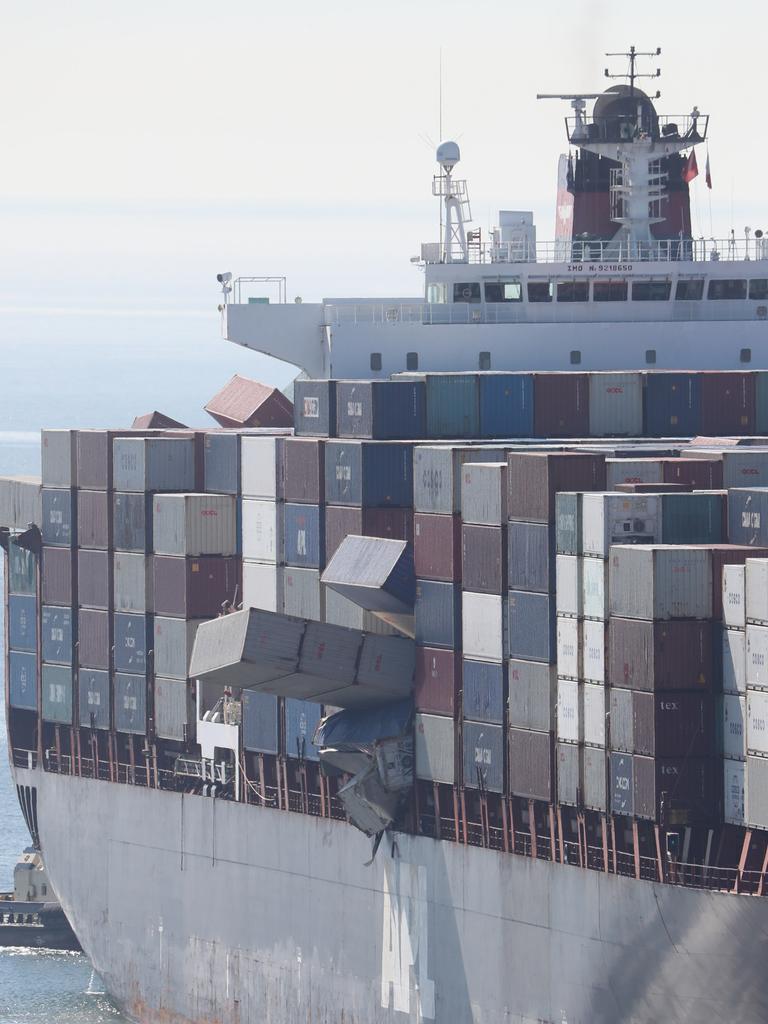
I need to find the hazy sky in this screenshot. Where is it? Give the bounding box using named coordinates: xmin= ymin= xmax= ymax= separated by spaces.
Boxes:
xmin=2 ymin=1 xmax=767 ymax=337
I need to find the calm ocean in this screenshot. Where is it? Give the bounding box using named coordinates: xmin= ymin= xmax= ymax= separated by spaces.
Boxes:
xmin=0 ymin=312 xmax=288 ymax=1022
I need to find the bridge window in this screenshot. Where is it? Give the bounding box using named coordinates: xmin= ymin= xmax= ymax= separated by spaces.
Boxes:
xmin=570 ymin=350 xmax=582 ymax=365
xmin=675 ymin=279 xmax=704 ymax=300
xmin=370 ymin=353 xmax=382 ymax=372
xmin=749 ymin=279 xmax=768 ymax=300
xmin=406 ymin=352 xmax=419 ymax=371
xmin=632 ymin=280 xmax=671 ymax=301
xmin=708 ymin=279 xmax=747 ymax=300
xmin=453 ymin=282 xmax=481 ymax=303
xmin=741 ymin=348 xmax=752 ymax=363
xmin=478 ymin=352 xmax=491 ymax=370
xmin=527 ymin=280 xmax=553 ymax=303
xmin=593 ymin=280 xmax=628 ymax=302
xmin=484 ymin=279 xmax=522 ymax=303
xmin=557 ymin=280 xmax=589 ymax=302
xmin=645 ymin=349 xmax=657 ymax=364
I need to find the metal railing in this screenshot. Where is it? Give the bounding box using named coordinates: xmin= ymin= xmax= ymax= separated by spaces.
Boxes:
xmin=564 ymin=112 xmax=709 ymax=146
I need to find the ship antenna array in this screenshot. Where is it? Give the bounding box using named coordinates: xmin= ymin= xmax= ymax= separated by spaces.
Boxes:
xmin=604 ymin=45 xmax=662 ymax=99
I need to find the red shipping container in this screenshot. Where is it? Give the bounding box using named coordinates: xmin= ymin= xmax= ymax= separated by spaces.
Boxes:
xmin=608 ymin=618 xmax=715 ymax=692
xmin=414 ymin=514 xmax=462 ymax=582
xmin=153 ymin=555 xmax=241 ymax=618
xmin=324 ymin=506 xmax=413 ymax=562
xmin=699 ymin=372 xmax=755 ymax=436
xmin=41 ymin=547 xmax=72 ymax=605
xmin=78 ymin=549 xmax=111 ymax=610
xmin=461 ymin=524 xmax=505 ymax=594
xmin=507 ymin=452 xmax=606 ymax=523
xmin=533 ymin=373 xmax=589 ymax=437
xmin=204 ymin=374 xmax=294 ymax=429
xmin=415 ymin=647 xmax=460 ymax=715
xmin=661 ymin=457 xmax=723 ymax=489
xmin=78 ymin=608 xmax=110 ymax=670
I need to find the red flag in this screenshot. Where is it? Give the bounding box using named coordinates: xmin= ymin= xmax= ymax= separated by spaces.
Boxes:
xmin=705 ymin=152 xmax=712 ymax=189
xmin=682 ymin=149 xmax=699 ymax=184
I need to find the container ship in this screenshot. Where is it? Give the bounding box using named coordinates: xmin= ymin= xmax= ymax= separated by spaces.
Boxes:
xmin=6 ymin=50 xmax=768 ymax=1023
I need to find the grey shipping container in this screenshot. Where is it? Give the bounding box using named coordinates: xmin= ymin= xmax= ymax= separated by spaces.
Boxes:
xmin=153 ymin=556 xmax=240 ymax=619
xmin=508 ymin=590 xmax=556 ymax=663
xmin=606 ymin=458 xmax=664 ymax=489
xmin=8 ymin=595 xmax=37 ymax=653
xmin=41 ymin=605 xmax=73 ymax=664
xmin=114 ymin=673 xmax=148 ymax=734
xmin=78 ymin=669 xmax=110 ymax=729
xmin=610 ymin=687 xmax=635 ymax=753
xmin=608 ymin=618 xmax=715 ymax=692
xmin=508 ymin=728 xmax=553 ymax=802
xmin=78 ymin=609 xmax=110 ymax=670
xmin=79 ymin=549 xmax=111 ymax=610
xmin=7 ymin=541 xmax=37 ymax=596
xmin=113 ymin=492 xmax=152 ymax=552
xmin=283 ymin=438 xmax=325 ymax=504
xmin=42 ymin=547 xmax=72 ymax=606
xmin=335 ymin=379 xmax=426 ymax=439
xmin=463 ymin=659 xmax=505 ymax=724
xmin=76 ymin=429 xmax=121 ymax=491
xmin=41 ymin=488 xmax=75 ymax=547
xmin=555 ymin=493 xmax=582 ymax=555
xmin=152 ymin=493 xmax=237 ymax=557
xmin=293 ymin=379 xmax=336 ymax=436
xmin=283 ymin=567 xmax=324 ymax=621
xmin=113 ymin=613 xmax=150 ymax=675
xmin=414 ymin=513 xmax=462 ymax=583
xmin=588 ymin=372 xmax=643 ymax=436
xmin=415 ymin=580 xmax=461 ymax=649
xmin=283 ymin=503 xmax=324 ymax=568
xmin=112 ymin=437 xmax=195 ymax=492
xmin=41 ymin=665 xmax=73 ymax=724
xmin=41 ymin=429 xmax=78 ymax=488
xmin=463 ymin=722 xmax=505 ymax=792
xmin=154 ymin=617 xmax=203 ymax=679
xmin=415 ymin=713 xmax=455 ymax=784
xmin=727 ymin=488 xmax=768 ymax=547
xmin=114 ymin=552 xmax=152 ymax=613
xmin=461 ymin=462 xmax=508 ymax=526
xmin=557 ymin=742 xmax=581 ymax=806
xmin=8 ymin=652 xmax=37 ymax=711
xmin=322 ymin=535 xmax=414 ymax=614
xmin=0 ymin=476 xmax=42 ymax=531
xmin=154 ymin=677 xmax=195 ymax=742
xmin=77 ymin=490 xmax=110 ymax=549
xmin=324 ymin=441 xmax=413 ymax=508
xmin=189 ymin=607 xmax=304 ymax=691
xmin=242 ymin=689 xmax=280 ymax=754
xmin=462 ymin=525 xmax=505 ymax=594
xmin=285 ymin=698 xmax=323 ymax=761
xmin=507 ymin=521 xmax=555 ymax=593
xmin=747 ymin=755 xmax=768 ymax=828
xmin=507 ymin=452 xmax=606 ymax=523
xmin=609 ymin=546 xmax=713 ymax=620
xmin=356 ymin=634 xmax=415 ymax=697
xmin=610 ymin=751 xmax=634 ymax=816
xmin=414 ymin=446 xmax=505 ymax=515
xmin=583 ymin=745 xmax=607 ymax=812
xmin=203 ymin=433 xmax=240 ymax=495
xmin=508 ymin=659 xmax=556 ymax=733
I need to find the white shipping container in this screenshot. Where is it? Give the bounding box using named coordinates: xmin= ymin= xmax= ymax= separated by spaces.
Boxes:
xmin=241 ymin=436 xmax=286 ymax=499
xmin=242 ymin=499 xmax=282 ymax=563
xmin=581 ymin=492 xmax=660 ymax=558
xmin=555 ymin=555 xmax=581 ymax=617
xmin=583 ymin=682 xmax=606 ymax=746
xmin=605 ymin=458 xmax=663 ymax=489
xmin=722 ymin=628 xmax=747 ymax=694
xmin=747 ymin=688 xmax=768 ymax=755
xmin=462 ymin=592 xmax=507 ymax=663
xmin=460 ymin=462 xmax=507 ymax=526
xmin=582 ymin=619 xmax=606 ymax=683
xmin=722 ymin=693 xmax=746 ymax=760
xmin=556 ymin=678 xmax=581 ymax=743
xmin=746 ymin=558 xmax=768 ymax=625
xmin=113 ymin=553 xmax=152 ymax=613
xmin=556 ymin=616 xmax=581 ymax=679
xmin=588 ymin=372 xmax=644 ymax=437
xmin=609 ymin=546 xmax=712 ymax=621
xmin=242 ymin=560 xmax=284 ymax=613
xmin=415 ymin=713 xmax=455 ymax=784
xmin=746 ymin=625 xmax=768 ymax=689
xmin=582 ymin=557 xmax=609 ymax=620
xmin=724 ymin=758 xmax=747 ymax=826
xmin=153 ymin=494 xmax=237 ymax=556
xmin=41 ymin=429 xmax=77 ymax=488
xmin=723 ymin=564 xmax=746 ymax=629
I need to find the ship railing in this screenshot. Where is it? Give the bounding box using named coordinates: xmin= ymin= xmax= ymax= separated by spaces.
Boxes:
xmin=420 ymin=235 xmax=768 ymax=265
xmin=563 ymin=112 xmax=709 ymax=147
xmin=11 ymin=748 xmax=38 ymax=770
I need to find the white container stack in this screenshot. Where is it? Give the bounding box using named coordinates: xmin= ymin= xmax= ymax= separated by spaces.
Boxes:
xmin=723 ymin=564 xmax=748 ymax=826
xmin=554 ymin=494 xmax=583 ymax=808
xmin=744 ymin=558 xmax=768 ymax=828
xmin=241 ymin=436 xmax=286 ymax=613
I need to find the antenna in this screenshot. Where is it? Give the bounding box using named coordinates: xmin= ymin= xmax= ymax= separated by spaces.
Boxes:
xmin=604 ymin=45 xmax=662 ymax=99
xmin=439 ymin=48 xmax=443 ymax=144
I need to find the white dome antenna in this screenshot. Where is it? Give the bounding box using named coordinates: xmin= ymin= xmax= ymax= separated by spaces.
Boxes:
xmin=432 ymin=141 xmax=471 ymax=263
xmin=436 ymin=140 xmax=461 ymax=174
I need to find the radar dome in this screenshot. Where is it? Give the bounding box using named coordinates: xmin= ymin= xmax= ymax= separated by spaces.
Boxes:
xmin=436 ymin=141 xmax=461 ymax=172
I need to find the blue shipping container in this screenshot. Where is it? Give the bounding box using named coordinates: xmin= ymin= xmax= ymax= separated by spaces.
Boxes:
xmin=113 ymin=492 xmax=153 ymax=552
xmin=478 ymin=373 xmax=534 ymax=438
xmin=507 ymin=522 xmax=556 ymax=593
xmin=283 ymin=503 xmax=324 ymax=568
xmin=242 ymin=690 xmax=280 ymax=754
xmin=462 ymin=660 xmax=505 ymax=724
xmin=9 ymin=652 xmax=37 ymax=711
xmin=336 ymin=380 xmax=426 ymax=439
xmin=113 ymin=613 xmax=149 ymax=674
xmin=79 ymin=669 xmax=111 ymax=729
xmin=294 ymin=380 xmax=336 ymax=437
xmin=41 ymin=665 xmax=74 ymax=724
xmin=41 ymin=606 xmax=73 ymax=664
xmin=204 ymin=433 xmax=240 ymax=494
xmin=415 ymin=580 xmax=461 ymax=649
xmin=644 ymin=373 xmax=701 ymax=437
xmin=8 ymin=595 xmax=37 ymax=653
xmin=41 ymin=488 xmax=75 ymax=547
xmin=728 ymin=488 xmax=768 ymax=546
xmin=425 ymin=374 xmax=480 ymax=438
xmin=7 ymin=542 xmax=37 ymax=596
xmin=285 ymin=698 xmax=323 ymax=761
xmin=324 ymin=442 xmax=413 ymax=507
xmin=508 ymin=590 xmax=556 ymax=663
xmin=462 ymin=721 xmax=505 ymax=792
xmin=555 ymin=492 xmax=582 ymax=555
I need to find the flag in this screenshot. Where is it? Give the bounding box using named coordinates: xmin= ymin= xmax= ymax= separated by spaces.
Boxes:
xmin=705 ymin=151 xmax=712 ymax=189
xmin=682 ymin=148 xmax=699 ymax=183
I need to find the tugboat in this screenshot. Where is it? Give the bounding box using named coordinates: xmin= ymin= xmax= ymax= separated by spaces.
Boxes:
xmin=0 ymin=848 xmax=80 ymax=950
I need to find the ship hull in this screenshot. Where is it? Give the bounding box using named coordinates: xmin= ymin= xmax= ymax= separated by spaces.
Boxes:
xmin=14 ymin=766 xmax=768 ymax=1024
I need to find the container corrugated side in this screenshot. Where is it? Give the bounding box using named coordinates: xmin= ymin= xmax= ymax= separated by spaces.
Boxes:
xmin=723 ymin=693 xmax=746 ymax=759
xmin=462 ymin=660 xmax=505 ymax=724
xmin=727 ymin=488 xmax=768 ymax=547
xmin=42 ymin=547 xmax=72 ymax=605
xmin=609 ymin=546 xmax=712 ymax=620
xmin=643 ymin=372 xmax=701 ymax=436
xmin=724 ymin=564 xmax=746 ymax=628
xmin=461 ymin=463 xmax=507 ymax=526
xmin=722 ymin=627 xmax=746 ymax=694
xmin=557 ymin=742 xmax=582 ymax=805
xmin=242 ymin=499 xmax=282 ymax=563
xmin=605 ymin=458 xmax=664 ymax=489
xmin=77 ymin=490 xmax=110 ymax=549
xmin=415 ymin=580 xmax=461 ymax=649
xmin=114 ymin=613 xmax=149 ymax=675
xmin=242 ymin=560 xmax=284 ymax=613
xmin=112 ymin=437 xmax=195 ymax=493
xmin=7 ymin=543 xmax=37 ymax=597
xmin=285 ymin=699 xmax=323 ymax=761
xmin=293 ymin=379 xmax=335 ymax=437
xmin=8 ymin=595 xmax=37 ymax=653
xmin=747 ymin=689 xmax=768 ymax=754
xmin=154 ymin=617 xmax=203 ymax=679
xmin=8 ymin=652 xmax=37 ymax=711
xmin=507 ymin=452 xmax=606 ymax=524
xmin=724 ymin=758 xmax=747 ymax=825
xmin=588 ymin=372 xmax=643 ymax=436
xmin=607 ymin=618 xmax=715 ymax=691
xmin=583 ymin=683 xmax=607 ymax=746
xmin=609 ymin=751 xmax=634 ymax=816
xmin=77 ymin=609 xmax=110 ymax=670
xmin=508 ymin=728 xmax=553 ymax=802
xmin=41 ymin=429 xmax=77 ymax=488
xmin=154 ymin=678 xmax=195 ymax=742
xmin=581 ymin=492 xmax=661 ymax=557
xmin=414 ymin=513 xmax=461 ymax=582
xmin=609 ymin=687 xmax=634 ymax=753
xmin=507 ymin=521 xmax=555 ymax=593
xmin=555 ymin=555 xmax=581 ymax=617
xmin=507 ymin=590 xmax=555 ymax=663
xmin=746 ymin=625 xmax=768 ymax=688
xmin=424 ymin=373 xmax=480 ymax=438
xmin=462 ymin=592 xmax=507 ymax=663
xmin=415 ymin=648 xmax=460 ymax=715
xmin=283 ymin=567 xmax=323 ymax=621
xmin=113 ymin=492 xmax=152 ymax=552
xmin=533 ymin=373 xmax=589 ymax=437
xmin=283 ymin=438 xmax=325 ymax=504
xmin=152 ymin=555 xmax=240 ymax=619
xmin=508 ymin=659 xmax=556 ymax=733
xmin=283 ymin=504 xmax=324 ymax=568
xmin=41 ymin=606 xmax=73 ymax=665
xmin=114 ymin=552 xmax=153 ymax=613
xmin=242 ymin=690 xmax=280 ymax=754
xmin=41 ymin=665 xmax=73 ymax=724
xmin=335 ymin=379 xmax=426 ymax=439
xmin=461 ymin=525 xmax=505 ymax=595
xmin=203 ymin=432 xmax=240 ymax=495
xmin=114 ymin=673 xmax=148 ymax=734
xmin=241 ymin=436 xmax=286 ymax=500
xmin=477 ymin=373 xmax=534 ymax=438
xmin=152 ymin=494 xmax=237 ymax=556
xmin=414 ymin=446 xmax=505 ymax=514
xmin=556 ymin=617 xmax=581 ymax=680
xmin=415 ymin=713 xmax=455 ymax=784
xmin=463 ymin=722 xmax=504 ymax=792
xmin=41 ymin=488 xmax=75 ymax=547
xmin=583 ymin=745 xmax=607 ymax=811
xmin=78 ymin=669 xmax=110 ymax=729
xmin=582 ymin=619 xmax=606 ymax=683
xmin=78 ymin=549 xmax=110 ymax=610
xmin=582 ymin=557 xmax=609 ymax=620
xmin=556 ymin=678 xmax=582 ymax=743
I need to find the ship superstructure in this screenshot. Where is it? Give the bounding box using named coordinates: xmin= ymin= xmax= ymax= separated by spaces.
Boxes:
xmin=6 ymin=51 xmax=768 ymax=1024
